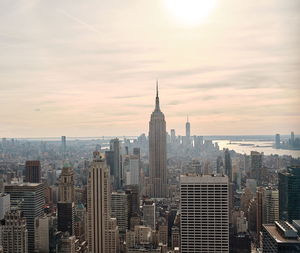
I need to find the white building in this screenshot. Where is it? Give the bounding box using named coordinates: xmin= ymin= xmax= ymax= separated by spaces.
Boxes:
xmin=180 ymin=174 xmax=229 ymax=253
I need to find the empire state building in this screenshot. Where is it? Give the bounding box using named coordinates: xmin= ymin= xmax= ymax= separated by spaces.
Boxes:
xmin=149 ymin=82 xmax=167 ymax=198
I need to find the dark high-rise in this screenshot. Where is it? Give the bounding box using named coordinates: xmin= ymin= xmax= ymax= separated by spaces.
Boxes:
xmin=109 ymin=138 xmax=122 ymax=190
xmin=224 ymin=149 xmax=232 ymax=182
xmin=24 ymin=160 xmax=41 ymax=183
xmin=57 ymin=202 xmax=75 ymax=235
xmin=279 ymin=166 xmax=300 ymax=222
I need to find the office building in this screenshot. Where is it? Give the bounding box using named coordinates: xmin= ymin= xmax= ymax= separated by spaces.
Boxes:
xmin=126 ymin=155 xmax=139 ymax=186
xmin=262 ymin=221 xmax=300 ymax=252
xmin=5 ymin=183 xmax=44 ymax=253
xmin=57 ymin=202 xmax=75 ymax=235
xmin=250 ymin=151 xmax=263 ymax=184
xmin=0 ymin=209 xmax=28 ymax=253
xmin=58 ymin=234 xmax=76 ymax=253
xmin=24 ymin=160 xmax=41 ymax=183
xmin=35 ymin=215 xmax=55 ymax=253
xmin=143 ymin=199 xmax=156 ymax=230
xmin=149 ymin=83 xmax=167 ymax=198
xmin=111 ymin=191 xmax=129 ymax=233
xmin=180 ymin=174 xmax=229 ymax=253
xmin=87 ymin=151 xmax=119 ymax=253
xmin=109 ymin=138 xmax=122 ymax=190
xmin=279 ymin=166 xmax=300 ymax=222
xmin=257 ymin=187 xmax=279 ymax=238
xmin=224 ymin=149 xmax=232 ymax=182
xmin=0 ymin=193 xmax=10 ymax=220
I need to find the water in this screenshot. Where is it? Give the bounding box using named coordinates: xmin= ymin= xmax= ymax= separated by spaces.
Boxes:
xmin=214 ymin=140 xmax=300 ymax=158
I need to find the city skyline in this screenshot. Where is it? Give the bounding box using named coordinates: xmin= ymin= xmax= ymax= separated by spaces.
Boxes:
xmin=1 ymin=0 xmax=300 ymax=137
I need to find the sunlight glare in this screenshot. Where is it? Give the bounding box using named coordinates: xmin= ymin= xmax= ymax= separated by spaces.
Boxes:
xmin=165 ymin=0 xmax=217 ymax=25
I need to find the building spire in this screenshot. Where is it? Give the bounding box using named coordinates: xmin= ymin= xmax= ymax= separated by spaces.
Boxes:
xmin=155 ymin=80 xmax=160 ymax=111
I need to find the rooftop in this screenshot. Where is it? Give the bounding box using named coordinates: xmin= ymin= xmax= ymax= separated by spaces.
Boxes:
xmin=263 ymin=223 xmax=300 ymax=244
xmin=180 ymin=173 xmax=228 ymax=184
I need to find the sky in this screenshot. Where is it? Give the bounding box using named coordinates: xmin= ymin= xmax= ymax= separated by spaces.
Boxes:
xmin=0 ymin=0 xmax=300 ymax=137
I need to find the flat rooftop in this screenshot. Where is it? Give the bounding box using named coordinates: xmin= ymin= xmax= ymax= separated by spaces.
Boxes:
xmin=180 ymin=174 xmax=228 ymax=184
xmin=264 ymin=225 xmax=300 ymax=244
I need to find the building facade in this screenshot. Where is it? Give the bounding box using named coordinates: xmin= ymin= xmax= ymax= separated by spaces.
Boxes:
xmin=180 ymin=174 xmax=229 ymax=253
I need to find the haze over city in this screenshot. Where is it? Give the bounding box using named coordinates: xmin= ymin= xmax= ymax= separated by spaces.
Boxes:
xmin=1 ymin=0 xmax=300 ymax=137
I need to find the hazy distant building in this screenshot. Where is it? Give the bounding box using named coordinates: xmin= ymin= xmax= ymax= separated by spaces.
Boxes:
xmin=291 ymin=132 xmax=295 ymax=147
xmin=24 ymin=160 xmax=41 ymax=183
xmin=251 ymin=151 xmax=263 ymax=184
xmin=148 ymin=83 xmax=167 ymax=198
xmin=0 ymin=209 xmax=28 ymax=253
xmin=170 ymin=129 xmax=176 ymax=143
xmin=275 ymin=134 xmax=281 ymax=149
xmin=126 ymin=155 xmax=139 ymax=186
xmin=180 ymin=174 xmax=229 ymax=253
xmin=109 ymin=138 xmax=122 ymax=190
xmin=61 ymin=136 xmax=66 ymax=154
xmin=5 ymin=183 xmax=44 ymax=253
xmin=224 ymin=149 xmax=232 ymax=182
xmin=262 ymin=221 xmax=300 ymax=252
xmin=279 ymin=166 xmax=300 ymax=222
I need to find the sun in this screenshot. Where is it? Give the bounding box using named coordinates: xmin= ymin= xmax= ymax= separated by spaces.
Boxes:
xmin=165 ymin=0 xmax=217 ymax=25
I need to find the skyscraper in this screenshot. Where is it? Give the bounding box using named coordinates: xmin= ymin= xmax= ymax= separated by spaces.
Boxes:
xmin=111 ymin=191 xmax=129 ymax=233
xmin=275 ymin=134 xmax=281 ymax=149
xmin=58 ymin=164 xmax=75 ymax=202
xmin=180 ymin=174 xmax=229 ymax=253
xmin=291 ymin=131 xmax=295 ymax=147
xmin=61 ymin=136 xmax=66 ymax=154
xmin=250 ymin=151 xmax=264 ymax=185
xmin=57 ymin=202 xmax=75 ymax=235
xmin=186 ymin=116 xmax=190 ymax=139
xmin=58 ymin=163 xmax=75 ymax=236
xmin=256 ymin=187 xmax=279 ymax=240
xmin=24 ymin=160 xmax=41 ymax=183
xmin=149 ymin=83 xmax=167 ymax=198
xmin=143 ymin=199 xmax=156 ymax=230
xmin=279 ymin=166 xmax=300 ymax=222
xmin=224 ymin=149 xmax=232 ymax=182
xmin=5 ymin=183 xmax=44 ymax=253
xmin=109 ymin=138 xmax=122 ymax=190
xmin=87 ymin=151 xmax=119 ymax=253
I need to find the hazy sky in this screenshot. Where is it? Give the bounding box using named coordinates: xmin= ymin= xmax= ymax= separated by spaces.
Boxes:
xmin=1 ymin=0 xmax=300 ymax=137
